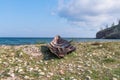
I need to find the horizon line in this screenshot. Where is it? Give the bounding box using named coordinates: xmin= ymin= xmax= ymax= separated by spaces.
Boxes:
xmin=0 ymin=37 xmax=95 ymax=39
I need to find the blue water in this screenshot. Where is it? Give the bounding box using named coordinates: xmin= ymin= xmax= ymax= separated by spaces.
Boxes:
xmin=0 ymin=37 xmax=120 ymax=45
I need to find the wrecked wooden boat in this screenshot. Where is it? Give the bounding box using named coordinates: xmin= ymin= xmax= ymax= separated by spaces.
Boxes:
xmin=47 ymin=35 xmax=76 ymax=58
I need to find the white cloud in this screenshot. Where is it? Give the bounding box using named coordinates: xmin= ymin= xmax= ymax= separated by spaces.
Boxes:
xmin=57 ymin=0 xmax=120 ymax=31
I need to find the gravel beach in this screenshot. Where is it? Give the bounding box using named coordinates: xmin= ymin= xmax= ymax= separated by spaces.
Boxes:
xmin=0 ymin=42 xmax=120 ymax=80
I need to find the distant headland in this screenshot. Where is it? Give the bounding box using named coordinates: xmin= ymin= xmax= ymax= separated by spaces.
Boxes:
xmin=96 ymin=20 xmax=120 ymax=39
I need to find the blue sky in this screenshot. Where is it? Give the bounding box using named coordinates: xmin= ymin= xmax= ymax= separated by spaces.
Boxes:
xmin=0 ymin=0 xmax=120 ymax=38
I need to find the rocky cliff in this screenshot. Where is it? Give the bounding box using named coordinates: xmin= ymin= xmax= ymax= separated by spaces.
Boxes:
xmin=96 ymin=22 xmax=120 ymax=39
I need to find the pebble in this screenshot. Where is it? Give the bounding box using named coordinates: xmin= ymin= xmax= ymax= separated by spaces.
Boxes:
xmin=77 ymin=65 xmax=82 ymax=68
xmin=68 ymin=68 xmax=73 ymax=72
xmin=86 ymin=76 xmax=91 ymax=80
xmin=78 ymin=61 xmax=84 ymax=64
xmin=70 ymin=77 xmax=77 ymax=80
xmin=10 ymin=73 xmax=15 ymax=78
xmin=80 ymin=68 xmax=84 ymax=72
xmin=46 ymin=75 xmax=50 ymax=78
xmin=29 ymin=67 xmax=33 ymax=72
xmin=19 ymin=52 xmax=23 ymax=57
xmin=40 ymin=60 xmax=43 ymax=63
xmin=24 ymin=76 xmax=29 ymax=79
xmin=99 ymin=44 xmax=103 ymax=47
xmin=48 ymin=72 xmax=54 ymax=76
xmin=18 ymin=68 xmax=23 ymax=73
xmin=77 ymin=72 xmax=81 ymax=75
xmin=39 ymin=72 xmax=45 ymax=76
xmin=87 ymin=70 xmax=92 ymax=74
xmin=43 ymin=67 xmax=47 ymax=71
xmin=85 ymin=63 xmax=91 ymax=67
xmin=44 ymin=61 xmax=48 ymax=64
xmin=60 ymin=78 xmax=65 ymax=80
xmin=72 ymin=79 xmax=77 ymax=80
xmin=112 ymin=77 xmax=117 ymax=80
xmin=38 ymin=69 xmax=42 ymax=72
xmin=70 ymin=77 xmax=74 ymax=79
xmin=68 ymin=64 xmax=73 ymax=67
xmin=77 ymin=65 xmax=82 ymax=70
xmin=59 ymin=70 xmax=65 ymax=75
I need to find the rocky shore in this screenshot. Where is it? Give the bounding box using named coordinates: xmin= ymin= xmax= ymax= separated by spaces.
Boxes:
xmin=0 ymin=42 xmax=120 ymax=80
xmin=96 ymin=21 xmax=120 ymax=39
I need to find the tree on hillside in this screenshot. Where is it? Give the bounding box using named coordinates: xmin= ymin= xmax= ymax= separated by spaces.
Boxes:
xmin=118 ymin=19 xmax=120 ymax=25
xmin=112 ymin=22 xmax=115 ymax=27
xmin=105 ymin=24 xmax=108 ymax=29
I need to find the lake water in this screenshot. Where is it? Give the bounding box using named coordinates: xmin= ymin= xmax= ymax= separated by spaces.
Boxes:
xmin=0 ymin=37 xmax=120 ymax=45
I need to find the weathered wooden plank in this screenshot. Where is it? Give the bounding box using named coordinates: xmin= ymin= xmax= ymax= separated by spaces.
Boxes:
xmin=47 ymin=36 xmax=76 ymax=58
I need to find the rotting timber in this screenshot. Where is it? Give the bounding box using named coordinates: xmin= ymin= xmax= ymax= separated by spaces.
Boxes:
xmin=48 ymin=36 xmax=76 ymax=58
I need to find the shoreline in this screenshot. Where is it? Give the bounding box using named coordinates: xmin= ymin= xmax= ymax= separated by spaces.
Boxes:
xmin=0 ymin=40 xmax=120 ymax=45
xmin=0 ymin=38 xmax=120 ymax=45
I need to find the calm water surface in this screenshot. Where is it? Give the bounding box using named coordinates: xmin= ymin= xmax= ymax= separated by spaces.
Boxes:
xmin=0 ymin=37 xmax=120 ymax=45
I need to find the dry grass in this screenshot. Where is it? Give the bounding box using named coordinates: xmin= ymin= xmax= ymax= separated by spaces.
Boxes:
xmin=0 ymin=42 xmax=120 ymax=80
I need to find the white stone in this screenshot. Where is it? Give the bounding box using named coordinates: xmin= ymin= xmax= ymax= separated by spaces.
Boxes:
xmin=112 ymin=77 xmax=117 ymax=80
xmin=60 ymin=78 xmax=65 ymax=80
xmin=48 ymin=72 xmax=54 ymax=76
xmin=39 ymin=72 xmax=45 ymax=76
xmin=86 ymin=76 xmax=91 ymax=80
xmin=24 ymin=76 xmax=29 ymax=79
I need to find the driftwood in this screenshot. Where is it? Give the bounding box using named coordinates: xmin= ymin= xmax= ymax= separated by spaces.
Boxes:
xmin=47 ymin=36 xmax=76 ymax=58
